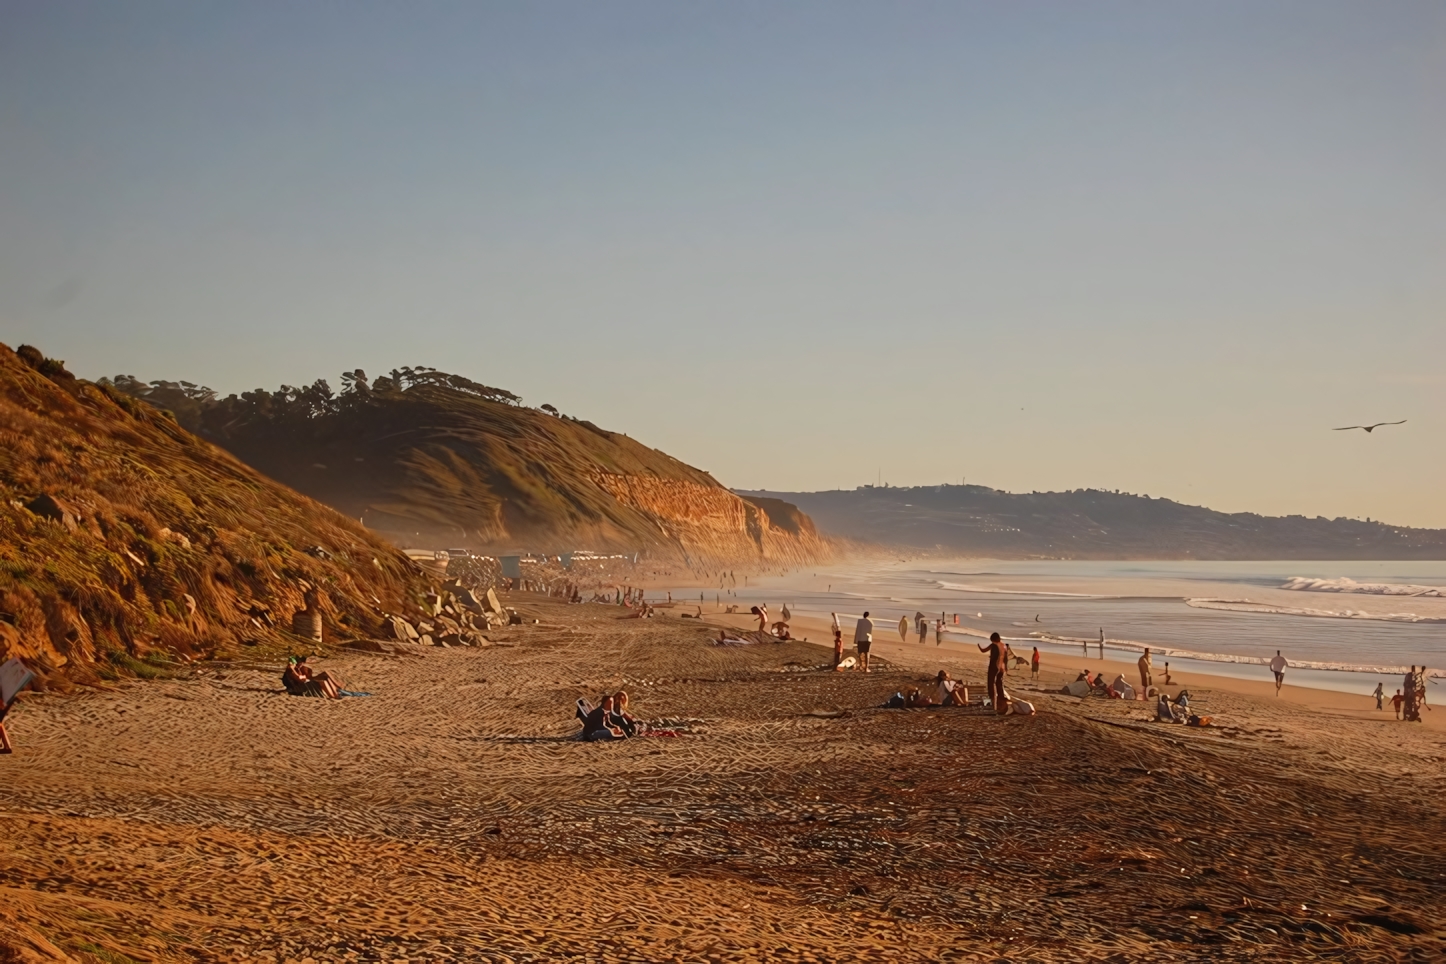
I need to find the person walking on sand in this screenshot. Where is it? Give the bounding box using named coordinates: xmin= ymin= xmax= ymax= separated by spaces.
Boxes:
xmin=1031 ymin=646 xmax=1041 ymax=679
xmin=1373 ymin=681 xmax=1385 ymax=711
xmin=1269 ymin=651 xmax=1288 ymax=694
xmin=854 ymin=611 xmax=875 ymax=673
xmin=1138 ymin=648 xmax=1153 ymax=693
xmin=1392 ymin=688 xmax=1404 ymax=720
xmin=978 ymin=632 xmax=1009 ymax=714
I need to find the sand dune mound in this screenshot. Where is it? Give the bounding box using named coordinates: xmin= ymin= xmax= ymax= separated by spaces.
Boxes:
xmin=0 ymin=344 xmax=431 ymax=689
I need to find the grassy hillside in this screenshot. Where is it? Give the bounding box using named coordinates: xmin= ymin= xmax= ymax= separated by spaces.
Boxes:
xmin=105 ymin=367 xmax=829 ymax=565
xmin=741 ymin=484 xmax=1446 ymax=560
xmin=0 ymin=345 xmax=432 ymax=689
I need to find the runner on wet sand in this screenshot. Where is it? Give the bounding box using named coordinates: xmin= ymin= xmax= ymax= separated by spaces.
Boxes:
xmin=1269 ymin=651 xmax=1287 ymax=695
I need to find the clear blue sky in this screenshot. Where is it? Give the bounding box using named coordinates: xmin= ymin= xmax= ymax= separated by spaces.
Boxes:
xmin=4 ymin=2 xmax=1443 ymax=526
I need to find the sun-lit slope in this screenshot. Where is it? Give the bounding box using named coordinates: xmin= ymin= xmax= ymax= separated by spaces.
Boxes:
xmin=0 ymin=345 xmax=431 ymax=689
xmin=115 ymin=370 xmax=830 ymax=564
xmin=743 ymin=484 xmax=1446 ymax=560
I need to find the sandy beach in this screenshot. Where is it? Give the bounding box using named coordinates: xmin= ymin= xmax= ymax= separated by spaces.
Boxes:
xmin=2 ymin=594 xmax=1443 ymax=962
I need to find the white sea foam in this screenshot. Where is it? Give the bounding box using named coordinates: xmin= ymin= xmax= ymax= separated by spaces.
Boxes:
xmin=1186 ymin=597 xmax=1446 ymax=624
xmin=1025 ymin=630 xmax=1428 ymax=676
xmin=935 ymin=580 xmax=1105 ymax=598
xmin=1281 ymin=576 xmax=1446 ymax=597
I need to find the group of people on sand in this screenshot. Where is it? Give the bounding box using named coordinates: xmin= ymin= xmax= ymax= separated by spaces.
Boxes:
xmin=832 ymin=612 xmax=1035 ymax=715
xmin=578 ymin=690 xmax=642 ymax=741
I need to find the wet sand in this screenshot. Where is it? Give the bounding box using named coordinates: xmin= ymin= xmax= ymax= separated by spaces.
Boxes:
xmin=768 ymin=612 xmax=1446 ymax=733
xmin=2 ymin=595 xmax=1443 ymax=962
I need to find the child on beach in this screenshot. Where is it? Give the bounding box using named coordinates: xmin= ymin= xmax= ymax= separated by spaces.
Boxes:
xmin=1392 ymin=690 xmax=1404 ymax=720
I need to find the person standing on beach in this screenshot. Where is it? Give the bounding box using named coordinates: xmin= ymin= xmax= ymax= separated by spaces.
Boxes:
xmin=1373 ymin=681 xmax=1385 ymax=711
xmin=854 ymin=612 xmax=875 ymax=673
xmin=935 ymin=618 xmax=943 ymax=646
xmin=978 ymin=632 xmax=1009 ymax=714
xmin=1098 ymin=630 xmax=1105 ymax=660
xmin=1031 ymin=646 xmax=1041 ymax=679
xmin=1269 ymin=651 xmax=1288 ymax=694
xmin=1138 ymin=648 xmax=1153 ymax=693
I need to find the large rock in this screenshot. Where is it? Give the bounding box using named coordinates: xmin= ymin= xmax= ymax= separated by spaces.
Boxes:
xmin=24 ymin=494 xmax=80 ymax=533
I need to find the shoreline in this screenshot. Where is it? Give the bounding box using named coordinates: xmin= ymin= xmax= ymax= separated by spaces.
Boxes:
xmin=640 ymin=556 xmax=1445 ymax=698
xmin=699 ymin=609 xmax=1444 ymax=731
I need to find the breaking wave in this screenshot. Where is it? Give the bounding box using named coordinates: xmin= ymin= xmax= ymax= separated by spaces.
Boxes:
xmin=1186 ymin=597 xmax=1446 ymax=624
xmin=1281 ymin=576 xmax=1446 ymax=598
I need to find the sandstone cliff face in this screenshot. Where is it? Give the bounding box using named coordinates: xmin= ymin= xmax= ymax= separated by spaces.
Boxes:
xmin=592 ymin=474 xmax=831 ymax=566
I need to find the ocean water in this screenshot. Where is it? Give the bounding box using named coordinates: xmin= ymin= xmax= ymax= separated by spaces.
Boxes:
xmin=664 ymin=559 xmax=1446 ymax=696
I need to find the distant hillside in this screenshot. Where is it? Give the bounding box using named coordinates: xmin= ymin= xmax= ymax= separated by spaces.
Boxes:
xmin=739 ymin=484 xmax=1446 ymax=560
xmin=0 ymin=345 xmax=432 ymax=689
xmin=106 ymin=367 xmax=828 ymax=566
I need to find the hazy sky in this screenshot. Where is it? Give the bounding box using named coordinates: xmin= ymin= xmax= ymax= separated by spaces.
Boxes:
xmin=4 ymin=2 xmax=1444 ymax=526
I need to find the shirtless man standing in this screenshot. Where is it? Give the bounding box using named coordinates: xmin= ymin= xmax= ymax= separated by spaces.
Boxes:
xmin=978 ymin=632 xmax=1009 ymax=714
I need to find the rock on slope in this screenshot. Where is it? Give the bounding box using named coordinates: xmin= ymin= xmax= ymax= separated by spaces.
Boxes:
xmin=0 ymin=345 xmax=431 ymax=688
xmin=109 ymin=367 xmax=830 ymax=566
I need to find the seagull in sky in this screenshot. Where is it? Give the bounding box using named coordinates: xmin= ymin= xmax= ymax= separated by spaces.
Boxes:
xmin=1333 ymin=420 xmax=1406 ymax=433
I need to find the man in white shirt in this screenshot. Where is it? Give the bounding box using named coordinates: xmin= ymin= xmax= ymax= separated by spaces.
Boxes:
xmin=1269 ymin=651 xmax=1287 ymax=694
xmin=854 ymin=611 xmax=875 ymax=673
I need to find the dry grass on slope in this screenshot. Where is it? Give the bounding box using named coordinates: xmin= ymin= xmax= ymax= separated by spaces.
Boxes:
xmin=0 ymin=344 xmax=431 ymax=690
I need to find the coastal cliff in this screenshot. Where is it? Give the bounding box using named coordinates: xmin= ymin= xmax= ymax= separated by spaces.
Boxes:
xmin=105 ymin=367 xmax=831 ymax=567
xmin=0 ymin=344 xmax=432 ymax=688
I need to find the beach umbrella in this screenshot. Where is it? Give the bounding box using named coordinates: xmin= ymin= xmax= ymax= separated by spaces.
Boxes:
xmin=782 ymin=604 xmax=791 ymax=621
xmin=898 ymin=615 xmax=908 ymax=641
xmin=831 ymin=612 xmax=840 ymax=632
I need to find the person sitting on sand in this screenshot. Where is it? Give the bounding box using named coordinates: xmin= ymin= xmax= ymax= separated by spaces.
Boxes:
xmin=928 ymin=670 xmax=968 ymax=706
xmin=283 ymin=656 xmax=339 ymax=698
xmin=297 ymin=656 xmax=344 ymax=699
xmin=610 ymin=690 xmax=640 ymax=737
xmin=582 ymin=696 xmax=627 ymax=741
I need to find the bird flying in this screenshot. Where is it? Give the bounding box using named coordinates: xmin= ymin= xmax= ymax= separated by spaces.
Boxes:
xmin=1333 ymin=420 xmax=1406 ymax=433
